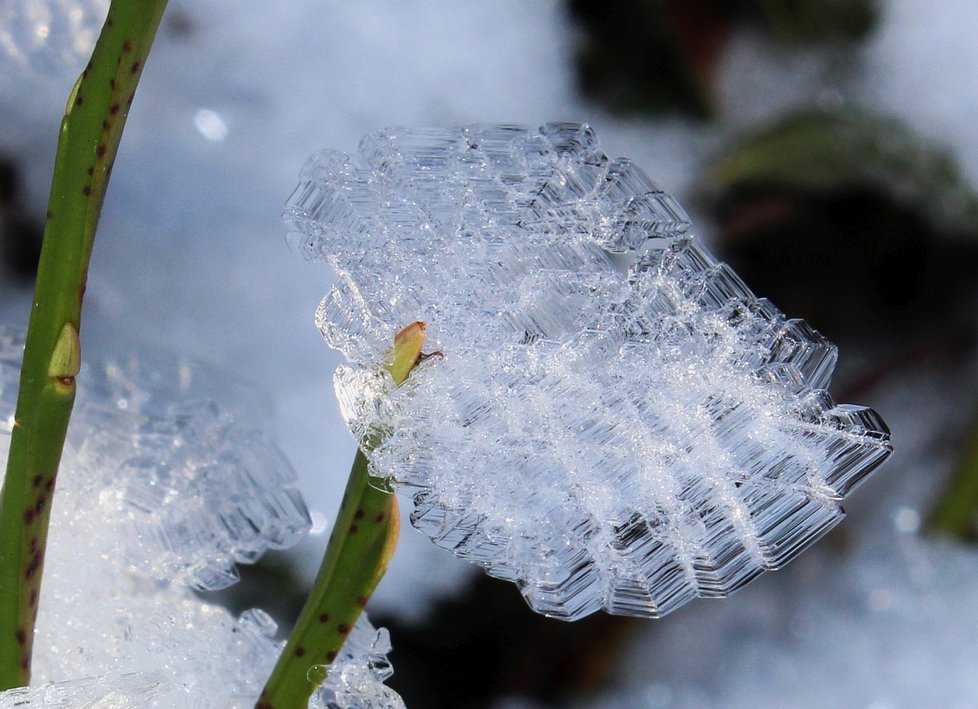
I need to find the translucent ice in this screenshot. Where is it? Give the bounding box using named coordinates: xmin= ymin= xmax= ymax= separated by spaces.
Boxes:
xmin=0 ymin=328 xmax=403 ymax=708
xmin=310 ymin=620 xmax=405 ymax=709
xmin=285 ymin=123 xmax=893 ymax=620
xmin=68 ymin=353 xmax=310 ymax=590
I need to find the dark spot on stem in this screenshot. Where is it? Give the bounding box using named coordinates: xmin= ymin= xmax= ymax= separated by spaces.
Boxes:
xmin=375 ymin=512 xmax=386 ymax=523
xmin=131 ymin=61 xmax=141 ymax=75
xmin=34 ymin=496 xmax=46 ymax=514
xmin=348 ymin=524 xmax=359 ymax=534
xmin=75 ymin=95 xmax=83 ymax=106
xmin=20 ymin=656 xmax=29 ymax=671
xmin=326 ymin=651 xmax=337 ymax=662
xmin=357 ymin=596 xmax=367 ymax=607
xmin=82 ymin=185 xmax=91 ymax=196
xmin=15 ymin=629 xmax=26 ymax=646
xmin=102 ymin=120 xmax=111 ymax=131
xmin=32 ymin=475 xmax=42 ymax=488
xmin=45 ymin=479 xmax=54 ymax=492
xmin=23 ymin=509 xmax=34 ymax=524
xmin=28 ymin=589 xmax=37 ymax=608
xmin=127 ymin=91 xmax=135 ymax=107
xmin=87 ymin=167 xmax=93 ymax=176
xmin=318 ymin=612 xmax=330 ymax=623
xmin=46 ymin=210 xmax=53 ymax=220
xmin=25 ymin=551 xmax=40 ymax=579
xmin=97 ymin=144 xmax=107 ymax=159
xmin=338 ymin=623 xmax=350 ymax=635
xmin=110 ymin=103 xmax=120 ymax=115
xmin=294 ymin=646 xmax=306 ymax=657
xmin=354 ymin=509 xmax=365 ymax=520
xmin=109 ymin=78 xmax=115 ymax=90
xmin=123 ymin=40 xmax=132 ymax=52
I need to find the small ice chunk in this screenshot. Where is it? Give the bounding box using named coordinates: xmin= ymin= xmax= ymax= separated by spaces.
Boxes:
xmin=286 ymin=123 xmax=893 ymax=621
xmin=312 ymin=618 xmax=406 ymax=709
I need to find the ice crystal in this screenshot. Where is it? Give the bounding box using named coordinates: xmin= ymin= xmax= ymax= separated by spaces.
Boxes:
xmin=0 ymin=329 xmax=403 ymax=708
xmin=311 ymin=620 xmax=404 ymax=709
xmin=69 ymin=353 xmax=310 ymax=590
xmin=285 ymin=123 xmax=893 ymax=620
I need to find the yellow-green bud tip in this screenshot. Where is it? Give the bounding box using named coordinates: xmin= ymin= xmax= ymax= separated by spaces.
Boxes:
xmin=48 ymin=323 xmax=81 ymax=382
xmin=386 ymin=321 xmax=427 ymax=386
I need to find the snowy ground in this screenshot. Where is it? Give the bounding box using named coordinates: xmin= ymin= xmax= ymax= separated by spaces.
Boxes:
xmin=2 ymin=1 xmax=978 ymax=706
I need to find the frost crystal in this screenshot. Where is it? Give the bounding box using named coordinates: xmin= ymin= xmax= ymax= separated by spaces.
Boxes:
xmin=285 ymin=123 xmax=893 ymax=620
xmin=70 ymin=353 xmax=310 ymax=590
xmin=312 ymin=620 xmax=403 ymax=709
xmin=0 ymin=329 xmax=403 ymax=708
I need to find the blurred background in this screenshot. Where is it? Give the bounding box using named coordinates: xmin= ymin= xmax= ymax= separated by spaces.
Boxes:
xmin=3 ymin=1 xmax=978 ymax=707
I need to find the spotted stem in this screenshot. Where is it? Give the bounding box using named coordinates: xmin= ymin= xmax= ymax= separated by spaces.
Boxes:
xmin=0 ymin=0 xmax=168 ymax=689
xmin=257 ymin=322 xmax=429 ymax=709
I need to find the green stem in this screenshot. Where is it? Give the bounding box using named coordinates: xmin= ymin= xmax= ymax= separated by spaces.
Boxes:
xmin=257 ymin=450 xmax=398 ymax=709
xmin=930 ymin=407 xmax=978 ymax=539
xmin=258 ymin=323 xmax=429 ymax=708
xmin=0 ymin=0 xmax=168 ymax=688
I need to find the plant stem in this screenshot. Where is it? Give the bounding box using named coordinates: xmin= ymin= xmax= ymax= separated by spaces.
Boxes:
xmin=930 ymin=406 xmax=978 ymax=539
xmin=257 ymin=323 xmax=429 ymax=709
xmin=0 ymin=0 xmax=168 ymax=689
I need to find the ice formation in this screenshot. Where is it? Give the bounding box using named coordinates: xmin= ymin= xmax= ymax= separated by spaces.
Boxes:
xmin=284 ymin=123 xmax=893 ymax=621
xmin=0 ymin=328 xmax=404 ymax=708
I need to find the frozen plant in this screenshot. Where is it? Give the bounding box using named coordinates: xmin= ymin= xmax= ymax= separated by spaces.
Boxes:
xmin=0 ymin=0 xmax=895 ymax=699
xmin=0 ymin=327 xmax=405 ymax=708
xmin=283 ymin=123 xmax=893 ymax=621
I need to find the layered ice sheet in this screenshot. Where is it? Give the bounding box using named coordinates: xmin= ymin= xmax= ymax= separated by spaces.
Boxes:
xmin=70 ymin=352 xmax=310 ymax=590
xmin=285 ymin=123 xmax=893 ymax=620
xmin=0 ymin=329 xmax=404 ymax=708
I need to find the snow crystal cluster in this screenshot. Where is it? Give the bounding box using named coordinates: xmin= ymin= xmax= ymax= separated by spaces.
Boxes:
xmin=0 ymin=328 xmax=404 ymax=708
xmin=284 ymin=123 xmax=893 ymax=621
